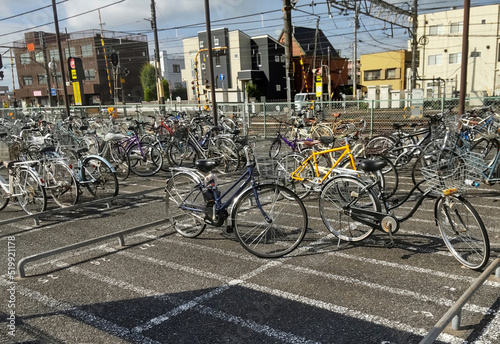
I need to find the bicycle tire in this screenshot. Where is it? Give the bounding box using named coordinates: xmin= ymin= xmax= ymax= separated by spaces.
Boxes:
xmin=127 ymin=143 xmax=163 ymax=177
xmin=471 ymin=137 xmax=499 ymax=168
xmin=269 ymin=139 xmax=281 ymax=158
xmin=153 ymin=139 xmax=172 ymax=171
xmin=108 ymin=142 xmax=130 ymax=181
xmin=365 ymin=135 xmax=397 ymax=158
xmin=82 ymin=156 xmax=119 ymax=199
xmin=232 ymin=183 xmax=308 ymax=258
xmin=45 ymin=161 xmax=79 ymax=207
xmin=276 ymin=152 xmax=313 ymax=199
xmin=167 ymin=141 xmax=197 ymax=167
xmin=319 ymin=175 xmax=380 ymax=242
xmin=435 ymin=194 xmax=490 ymax=270
xmin=310 ymin=125 xmax=334 ymax=150
xmin=210 ymin=137 xmax=240 ymax=173
xmin=165 ymin=172 xmax=206 ymax=238
xmin=411 ymin=148 xmax=459 ymax=193
xmin=0 ymin=169 xmax=9 ymax=211
xmin=14 ymin=168 xmax=47 ymax=215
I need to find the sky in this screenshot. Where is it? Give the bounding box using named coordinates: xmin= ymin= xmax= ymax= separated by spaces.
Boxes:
xmin=0 ymin=0 xmax=497 ymax=92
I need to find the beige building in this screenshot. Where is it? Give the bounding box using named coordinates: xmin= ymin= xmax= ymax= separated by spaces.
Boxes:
xmin=414 ymin=4 xmax=500 ymax=98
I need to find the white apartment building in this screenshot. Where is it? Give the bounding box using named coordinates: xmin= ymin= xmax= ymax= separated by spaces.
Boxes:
xmin=158 ymin=51 xmax=185 ymax=93
xmin=414 ymin=4 xmax=500 ymax=98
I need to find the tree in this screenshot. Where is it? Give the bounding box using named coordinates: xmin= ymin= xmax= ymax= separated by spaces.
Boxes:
xmin=140 ymin=63 xmax=157 ymax=100
xmin=246 ymin=82 xmax=261 ymax=99
xmin=162 ymin=79 xmax=170 ymax=100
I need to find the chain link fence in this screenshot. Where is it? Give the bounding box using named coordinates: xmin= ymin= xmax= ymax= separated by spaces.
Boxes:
xmin=2 ymin=97 xmax=500 ymax=139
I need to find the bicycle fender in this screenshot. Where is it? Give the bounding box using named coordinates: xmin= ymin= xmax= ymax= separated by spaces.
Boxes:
xmin=83 ymin=154 xmax=116 ymax=173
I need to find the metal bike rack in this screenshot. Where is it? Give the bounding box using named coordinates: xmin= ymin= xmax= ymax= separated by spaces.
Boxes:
xmin=419 ymin=257 xmax=500 ymax=343
xmin=0 ymin=186 xmax=167 ymax=279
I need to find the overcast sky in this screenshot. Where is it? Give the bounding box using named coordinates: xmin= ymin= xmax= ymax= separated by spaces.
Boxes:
xmin=0 ymin=0 xmax=496 ymax=91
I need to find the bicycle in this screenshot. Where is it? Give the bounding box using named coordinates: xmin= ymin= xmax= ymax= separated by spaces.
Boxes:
xmin=268 ymin=116 xmax=311 ymax=158
xmin=34 ymin=146 xmax=79 ymax=207
xmin=318 ymin=154 xmax=489 ymax=270
xmin=64 ymin=147 xmax=119 ymax=199
xmin=164 ymin=146 xmax=308 ymax=258
xmin=0 ymin=159 xmax=47 ymax=215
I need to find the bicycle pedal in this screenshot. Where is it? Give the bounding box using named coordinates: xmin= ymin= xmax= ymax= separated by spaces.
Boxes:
xmin=384 ymin=241 xmax=395 ymax=248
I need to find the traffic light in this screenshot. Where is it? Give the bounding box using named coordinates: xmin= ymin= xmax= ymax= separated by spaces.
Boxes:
xmin=111 ymin=53 xmax=119 ymax=67
xmin=0 ymin=71 xmax=3 ymax=81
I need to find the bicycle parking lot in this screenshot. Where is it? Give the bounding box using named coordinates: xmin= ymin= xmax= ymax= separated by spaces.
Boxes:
xmin=1 ymin=142 xmax=500 ymax=343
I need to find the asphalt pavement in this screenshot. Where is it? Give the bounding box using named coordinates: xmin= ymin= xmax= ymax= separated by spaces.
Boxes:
xmin=1 ymin=143 xmax=500 ymax=344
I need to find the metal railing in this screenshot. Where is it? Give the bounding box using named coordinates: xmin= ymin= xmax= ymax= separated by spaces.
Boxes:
xmin=419 ymin=258 xmax=500 ymax=343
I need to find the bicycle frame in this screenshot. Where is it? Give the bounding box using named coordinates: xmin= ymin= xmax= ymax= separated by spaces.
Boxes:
xmin=291 ymin=143 xmax=357 ymax=183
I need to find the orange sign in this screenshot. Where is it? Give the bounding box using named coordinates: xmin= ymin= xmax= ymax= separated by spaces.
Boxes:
xmin=27 ymin=43 xmax=35 ymax=52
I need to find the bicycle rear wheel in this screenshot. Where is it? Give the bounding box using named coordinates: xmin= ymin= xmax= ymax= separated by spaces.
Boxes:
xmin=127 ymin=143 xmax=163 ymax=177
xmin=15 ymin=168 xmax=47 ymax=215
xmin=269 ymin=138 xmax=281 ymax=158
xmin=82 ymin=156 xmax=119 ymax=198
xmin=319 ymin=175 xmax=379 ymax=242
xmin=107 ymin=142 xmax=130 ymax=181
xmin=0 ymin=169 xmax=9 ymax=211
xmin=435 ymin=195 xmax=489 ymax=270
xmin=232 ymin=184 xmax=308 ymax=258
xmin=165 ymin=172 xmax=206 ymax=238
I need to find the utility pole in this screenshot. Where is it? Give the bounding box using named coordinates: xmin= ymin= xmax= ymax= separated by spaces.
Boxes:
xmin=328 ymin=46 xmax=331 ymax=100
xmin=204 ymin=0 xmax=218 ymax=125
xmin=353 ymin=1 xmax=359 ymax=99
xmin=458 ymin=0 xmax=471 ymax=118
xmin=283 ymin=0 xmax=293 ymax=106
xmin=39 ymin=32 xmax=54 ymax=107
xmin=410 ymin=0 xmax=418 ymax=90
xmin=151 ymin=0 xmax=165 ymax=112
xmin=51 ymin=0 xmax=70 ymax=119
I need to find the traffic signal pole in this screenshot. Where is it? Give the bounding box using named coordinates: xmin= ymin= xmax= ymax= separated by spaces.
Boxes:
xmin=151 ymin=0 xmax=165 ymax=112
xmin=51 ymin=0 xmax=70 ymax=119
xmin=204 ymin=0 xmax=218 ymax=125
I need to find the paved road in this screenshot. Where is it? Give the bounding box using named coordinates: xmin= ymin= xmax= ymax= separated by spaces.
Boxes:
xmin=1 ymin=148 xmax=500 ymax=344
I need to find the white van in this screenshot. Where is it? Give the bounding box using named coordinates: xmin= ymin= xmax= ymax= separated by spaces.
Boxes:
xmin=294 ymin=93 xmax=316 ymax=111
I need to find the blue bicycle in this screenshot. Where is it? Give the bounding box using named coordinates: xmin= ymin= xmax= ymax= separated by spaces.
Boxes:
xmin=165 ymin=146 xmax=308 ymax=258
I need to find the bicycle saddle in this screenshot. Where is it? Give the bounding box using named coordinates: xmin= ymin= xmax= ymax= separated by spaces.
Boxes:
xmin=104 ymin=132 xmax=128 ymax=141
xmin=319 ymin=136 xmax=335 ymax=145
xmin=40 ymin=146 xmax=56 ymax=154
xmin=195 ymin=159 xmax=219 ymax=173
xmin=357 ymin=158 xmax=387 ymax=172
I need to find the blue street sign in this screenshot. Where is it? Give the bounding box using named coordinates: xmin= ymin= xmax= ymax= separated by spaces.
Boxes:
xmin=51 ymin=88 xmax=56 ymax=96
xmin=219 ymin=74 xmax=225 ymax=81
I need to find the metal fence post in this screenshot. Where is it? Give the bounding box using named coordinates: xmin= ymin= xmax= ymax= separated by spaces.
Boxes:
xmin=370 ymin=100 xmax=374 ymax=137
xmin=451 ymin=309 xmax=461 ymax=330
xmin=263 ymin=103 xmax=267 ymax=138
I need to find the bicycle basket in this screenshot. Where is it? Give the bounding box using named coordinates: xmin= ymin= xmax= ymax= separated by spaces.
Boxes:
xmin=420 ymin=151 xmax=483 ymax=195
xmin=174 ymin=125 xmax=189 ymax=140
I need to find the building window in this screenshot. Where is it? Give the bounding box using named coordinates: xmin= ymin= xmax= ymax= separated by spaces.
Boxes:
xmin=275 ymin=55 xmax=280 ymax=62
xmin=49 ymin=49 xmax=59 ymax=61
xmin=257 ymin=52 xmax=262 ymax=67
xmin=84 ymin=69 xmax=96 ymax=80
xmin=428 ymin=54 xmax=442 ymax=65
xmin=22 ymin=75 xmax=33 ymax=85
xmin=276 ymin=84 xmax=281 ymax=91
xmin=281 ymin=55 xmax=285 ymax=62
xmin=175 ymin=82 xmax=183 ymax=89
xmin=173 ymin=64 xmax=181 ymax=73
xmin=201 ymin=63 xmax=206 ymax=70
xmin=20 ymin=53 xmax=31 ymax=65
xmin=38 ymin=74 xmax=48 ymax=85
xmin=65 ymin=47 xmax=76 ymax=59
xmin=214 ymin=38 xmax=219 ymax=46
xmin=386 ymin=68 xmax=398 ymax=79
xmin=450 ymin=22 xmax=463 ymax=34
xmin=234 ymin=53 xmax=239 ymax=59
xmin=428 ymin=25 xmax=444 ymax=35
xmin=35 ymin=52 xmax=45 ymax=64
xmin=199 ymin=41 xmax=204 ymax=49
xmin=364 ymin=70 xmax=381 ymax=81
xmin=449 ymin=52 xmax=461 ymax=64
xmin=470 ymin=51 xmax=481 ymax=58
xmin=481 ymin=19 xmax=486 ymax=25
xmin=54 ymin=73 xmax=62 ymax=83
xmin=81 ymin=44 xmax=93 ymax=57
xmin=215 ymin=55 xmax=221 ymax=67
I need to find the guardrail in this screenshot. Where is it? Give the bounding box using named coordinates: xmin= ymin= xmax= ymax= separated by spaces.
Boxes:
xmin=419 ymin=257 xmax=500 ymax=343
xmin=0 ymin=186 xmax=167 ymax=278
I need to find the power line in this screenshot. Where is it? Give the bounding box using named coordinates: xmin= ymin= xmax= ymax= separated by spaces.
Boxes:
xmin=0 ymin=0 xmax=70 ymax=22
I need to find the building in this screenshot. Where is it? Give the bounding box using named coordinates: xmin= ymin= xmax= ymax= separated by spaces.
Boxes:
xmin=182 ymin=28 xmax=286 ymax=104
xmin=414 ymin=4 xmax=500 ymax=99
xmin=159 ymin=51 xmax=186 ymax=97
xmin=278 ymin=26 xmax=349 ymax=100
xmin=13 ymin=30 xmax=148 ymax=106
xmin=360 ymin=50 xmax=412 ymax=91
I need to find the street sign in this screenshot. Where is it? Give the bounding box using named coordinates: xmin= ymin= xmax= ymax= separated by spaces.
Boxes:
xmin=219 ymin=74 xmax=225 ymax=81
xmin=69 ymin=58 xmax=75 ymax=69
xmin=51 ymin=88 xmax=56 ymax=96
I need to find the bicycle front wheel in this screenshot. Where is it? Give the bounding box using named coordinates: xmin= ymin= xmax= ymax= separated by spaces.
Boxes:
xmin=165 ymin=172 xmax=206 ymax=238
xmin=45 ymin=161 xmax=79 ymax=207
xmin=0 ymin=169 xmax=9 ymax=211
xmin=15 ymin=168 xmax=47 ymax=215
xmin=82 ymin=156 xmax=119 ymax=199
xmin=319 ymin=175 xmax=379 ymax=242
xmin=233 ymin=184 xmax=307 ymax=258
xmin=435 ymin=195 xmax=489 ymax=270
